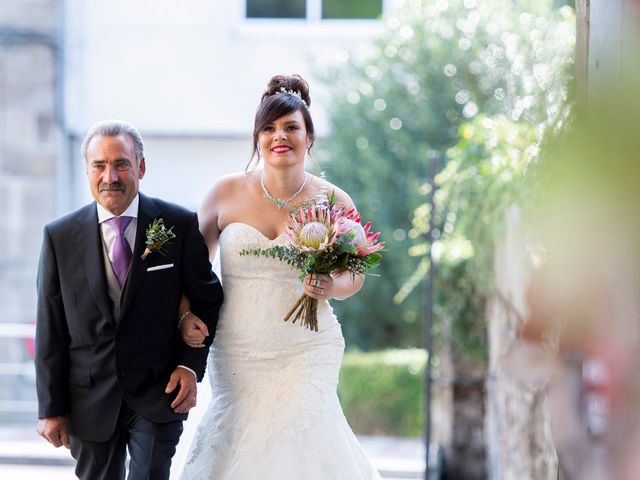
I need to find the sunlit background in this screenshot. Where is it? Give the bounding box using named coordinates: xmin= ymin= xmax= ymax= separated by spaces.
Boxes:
xmin=9 ymin=0 xmax=630 ymax=479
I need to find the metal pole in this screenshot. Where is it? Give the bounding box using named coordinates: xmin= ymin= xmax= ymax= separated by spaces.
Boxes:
xmin=424 ymin=156 xmax=437 ymax=480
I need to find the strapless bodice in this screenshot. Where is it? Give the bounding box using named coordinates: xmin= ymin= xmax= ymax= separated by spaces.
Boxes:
xmin=212 ymin=222 xmax=342 ymax=357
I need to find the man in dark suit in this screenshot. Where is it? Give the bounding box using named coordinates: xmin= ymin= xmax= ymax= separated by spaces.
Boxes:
xmin=35 ymin=119 xmax=223 ymax=480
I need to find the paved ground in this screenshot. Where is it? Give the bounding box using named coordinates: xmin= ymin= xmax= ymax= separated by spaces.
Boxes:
xmin=0 ymin=425 xmax=426 ymax=479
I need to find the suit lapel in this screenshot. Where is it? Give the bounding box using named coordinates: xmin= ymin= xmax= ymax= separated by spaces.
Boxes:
xmin=119 ymin=193 xmax=161 ymax=320
xmin=75 ymin=204 xmax=114 ymax=324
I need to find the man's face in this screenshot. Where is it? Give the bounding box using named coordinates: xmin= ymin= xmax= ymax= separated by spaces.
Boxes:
xmin=85 ymin=134 xmax=145 ymax=215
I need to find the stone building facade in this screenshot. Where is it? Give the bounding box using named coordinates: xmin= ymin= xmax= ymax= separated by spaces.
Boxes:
xmin=0 ymin=0 xmax=63 ymax=422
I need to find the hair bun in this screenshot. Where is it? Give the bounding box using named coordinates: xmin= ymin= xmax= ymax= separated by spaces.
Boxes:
xmin=262 ymin=74 xmax=311 ymax=107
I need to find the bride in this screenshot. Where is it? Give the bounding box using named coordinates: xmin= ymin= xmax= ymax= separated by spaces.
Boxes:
xmin=177 ymin=74 xmax=382 ymax=480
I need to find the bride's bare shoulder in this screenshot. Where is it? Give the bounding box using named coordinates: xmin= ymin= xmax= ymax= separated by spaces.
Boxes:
xmin=312 ymin=175 xmax=356 ymax=210
xmin=203 ymin=172 xmax=255 ymax=203
xmin=199 ymin=172 xmax=257 ymax=235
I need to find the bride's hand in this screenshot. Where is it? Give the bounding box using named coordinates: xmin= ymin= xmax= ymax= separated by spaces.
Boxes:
xmin=303 ymin=273 xmax=334 ymax=301
xmin=179 ymin=312 xmax=209 ymax=348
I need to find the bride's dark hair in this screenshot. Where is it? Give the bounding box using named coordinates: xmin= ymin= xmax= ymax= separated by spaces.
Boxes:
xmin=247 ymin=74 xmax=315 ymax=170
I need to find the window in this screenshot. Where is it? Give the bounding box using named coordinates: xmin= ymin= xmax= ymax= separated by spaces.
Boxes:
xmin=246 ymin=0 xmax=306 ymax=19
xmin=245 ymin=0 xmax=383 ymax=21
xmin=322 ymin=0 xmax=382 ymax=19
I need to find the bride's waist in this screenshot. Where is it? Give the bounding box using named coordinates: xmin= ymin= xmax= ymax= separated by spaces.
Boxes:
xmin=213 ymin=342 xmax=343 ymax=358
xmin=218 ymin=278 xmax=302 ymax=299
xmin=210 ymin=337 xmax=345 ymax=377
xmin=221 ymin=272 xmax=299 ymax=284
xmin=212 ymin=317 xmax=344 ymax=352
xmin=216 ymin=302 xmax=336 ymax=332
xmin=217 ymin=287 xmax=332 ymax=312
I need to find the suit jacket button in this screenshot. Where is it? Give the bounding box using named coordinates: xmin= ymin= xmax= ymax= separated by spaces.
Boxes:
xmin=118 ymin=371 xmax=126 ymax=377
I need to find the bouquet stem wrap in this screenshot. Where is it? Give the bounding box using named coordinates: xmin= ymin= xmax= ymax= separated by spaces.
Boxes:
xmin=284 ymin=294 xmax=319 ymax=331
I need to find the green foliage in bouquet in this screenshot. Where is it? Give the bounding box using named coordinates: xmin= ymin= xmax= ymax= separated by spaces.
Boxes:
xmin=241 ymin=234 xmax=382 ymax=282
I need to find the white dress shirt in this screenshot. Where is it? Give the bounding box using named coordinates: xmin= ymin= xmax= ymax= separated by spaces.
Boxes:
xmin=95 ymin=194 xmax=197 ymax=380
xmin=97 ymin=194 xmax=139 ymax=265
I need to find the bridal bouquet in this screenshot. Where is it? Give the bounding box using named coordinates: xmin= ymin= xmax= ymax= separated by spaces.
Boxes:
xmin=240 ymin=193 xmax=384 ymax=331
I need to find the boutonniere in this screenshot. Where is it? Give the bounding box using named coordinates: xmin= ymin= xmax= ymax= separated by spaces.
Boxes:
xmin=141 ymin=218 xmax=176 ymax=260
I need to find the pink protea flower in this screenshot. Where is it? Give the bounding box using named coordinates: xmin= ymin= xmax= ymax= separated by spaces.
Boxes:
xmin=338 ymin=208 xmax=385 ymax=256
xmin=285 ymin=205 xmax=339 ymax=252
xmin=299 ymin=222 xmax=330 ymax=250
xmin=340 ymin=219 xmax=367 ymax=245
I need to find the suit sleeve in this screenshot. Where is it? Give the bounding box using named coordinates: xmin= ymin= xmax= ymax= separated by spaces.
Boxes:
xmin=35 ymin=225 xmax=71 ymax=419
xmin=177 ymin=212 xmax=224 ymax=380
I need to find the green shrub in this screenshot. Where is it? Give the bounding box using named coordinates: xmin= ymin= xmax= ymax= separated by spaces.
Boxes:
xmin=338 ymin=349 xmax=425 ymax=437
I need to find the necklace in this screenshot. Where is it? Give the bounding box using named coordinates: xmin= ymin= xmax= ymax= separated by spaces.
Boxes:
xmin=260 ymin=171 xmax=307 ymax=209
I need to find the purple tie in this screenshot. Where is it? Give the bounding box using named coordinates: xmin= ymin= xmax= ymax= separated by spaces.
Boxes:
xmin=106 ymin=216 xmax=133 ymax=287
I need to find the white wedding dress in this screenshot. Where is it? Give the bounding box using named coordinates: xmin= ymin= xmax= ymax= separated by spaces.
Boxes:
xmin=180 ymin=222 xmax=381 ymax=480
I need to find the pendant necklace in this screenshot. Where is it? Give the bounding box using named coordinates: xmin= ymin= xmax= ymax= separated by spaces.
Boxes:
xmin=260 ymin=171 xmax=307 ymax=209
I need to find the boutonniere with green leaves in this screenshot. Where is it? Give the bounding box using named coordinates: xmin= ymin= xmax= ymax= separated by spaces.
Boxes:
xmin=141 ymin=218 xmax=176 ymax=260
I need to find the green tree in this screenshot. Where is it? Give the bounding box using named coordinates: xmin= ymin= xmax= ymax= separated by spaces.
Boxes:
xmin=318 ymin=0 xmax=574 ymax=352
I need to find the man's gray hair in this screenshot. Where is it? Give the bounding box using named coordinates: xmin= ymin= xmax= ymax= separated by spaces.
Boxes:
xmin=80 ymin=119 xmax=145 ymax=164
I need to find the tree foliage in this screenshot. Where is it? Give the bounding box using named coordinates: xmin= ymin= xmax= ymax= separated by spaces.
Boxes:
xmin=318 ymin=0 xmax=574 ymax=351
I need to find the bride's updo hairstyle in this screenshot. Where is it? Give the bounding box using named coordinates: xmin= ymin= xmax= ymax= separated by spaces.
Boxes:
xmin=248 ymin=74 xmax=315 ymax=169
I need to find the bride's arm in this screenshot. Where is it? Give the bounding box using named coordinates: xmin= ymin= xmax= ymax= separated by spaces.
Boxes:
xmin=179 ymin=179 xmax=227 ymax=347
xmin=303 ymin=179 xmax=368 ymax=301
xmin=303 ymin=271 xmax=364 ymax=301
xmin=178 ymin=296 xmax=209 ymax=348
xmin=332 ymin=271 xmax=365 ymax=299
xmin=198 ymin=180 xmax=224 ymax=263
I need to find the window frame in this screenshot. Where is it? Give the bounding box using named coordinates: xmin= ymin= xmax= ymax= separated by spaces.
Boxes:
xmin=243 ymin=0 xmax=386 ymax=23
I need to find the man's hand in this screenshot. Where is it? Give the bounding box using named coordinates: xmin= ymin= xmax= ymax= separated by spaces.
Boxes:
xmin=179 ymin=312 xmax=209 ymax=348
xmin=37 ymin=416 xmax=70 ymax=449
xmin=165 ymin=367 xmax=198 ymax=414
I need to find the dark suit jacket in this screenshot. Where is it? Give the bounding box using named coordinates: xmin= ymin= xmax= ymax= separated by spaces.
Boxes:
xmin=35 ymin=193 xmax=223 ymax=442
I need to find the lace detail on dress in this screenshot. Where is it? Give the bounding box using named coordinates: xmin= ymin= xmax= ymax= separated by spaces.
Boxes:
xmin=181 ymin=223 xmax=380 ymax=480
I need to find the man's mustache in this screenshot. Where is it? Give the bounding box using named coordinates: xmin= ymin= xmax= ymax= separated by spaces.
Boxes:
xmin=99 ymin=182 xmax=125 ymax=192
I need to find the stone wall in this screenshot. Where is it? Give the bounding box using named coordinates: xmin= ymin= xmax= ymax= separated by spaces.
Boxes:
xmin=0 ymin=0 xmax=62 ymax=422
xmin=485 ymin=206 xmax=558 ymax=479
